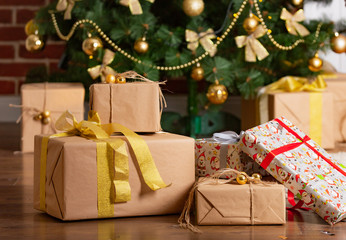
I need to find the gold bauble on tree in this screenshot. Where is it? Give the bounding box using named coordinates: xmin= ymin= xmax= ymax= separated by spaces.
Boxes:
xmin=82 ymin=36 xmax=103 ymax=56
xmin=291 ymin=0 xmax=303 ymax=6
xmin=25 ymin=34 xmax=44 ymax=52
xmin=330 ymin=33 xmax=346 ymax=54
xmin=182 ymin=0 xmax=204 ymax=17
xmin=191 ymin=63 xmax=204 ymax=81
xmin=243 ymin=13 xmax=259 ymax=33
xmin=308 ymin=53 xmax=323 ymax=72
xmin=206 ymin=80 xmax=228 ymax=104
xmin=134 ymin=37 xmax=149 ymax=54
xmin=25 ymin=19 xmax=39 ymax=36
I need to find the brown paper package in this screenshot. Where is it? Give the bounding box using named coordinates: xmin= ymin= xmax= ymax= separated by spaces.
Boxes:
xmin=196 ymin=183 xmax=286 ymax=225
xmin=33 ymin=132 xmax=195 ymax=220
xmin=89 ymin=82 xmax=161 ymax=132
xmin=21 ymin=83 xmax=85 ymax=152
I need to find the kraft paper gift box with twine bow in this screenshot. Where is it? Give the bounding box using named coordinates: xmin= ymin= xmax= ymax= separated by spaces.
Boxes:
xmin=240 ymin=116 xmax=346 ymax=225
xmin=11 ymin=82 xmax=84 ymax=153
xmin=89 ymin=71 xmax=165 ymax=132
xmin=33 ymin=111 xmax=195 ymax=220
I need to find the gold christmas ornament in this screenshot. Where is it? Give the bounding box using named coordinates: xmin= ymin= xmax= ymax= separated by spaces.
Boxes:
xmin=280 ymin=8 xmax=310 ymax=37
xmin=186 ymin=28 xmax=217 ymax=56
xmin=82 ymin=36 xmax=103 ymax=56
xmin=243 ymin=14 xmax=259 ymax=33
xmin=42 ymin=110 xmax=51 ymax=118
xmin=134 ymin=37 xmax=149 ymax=54
xmin=330 ymin=33 xmax=346 ymax=54
xmin=106 ymin=74 xmax=116 ymax=84
xmin=308 ymin=53 xmax=323 ymax=72
xmin=41 ymin=116 xmax=51 ymax=125
xmin=182 ymin=0 xmax=204 ymax=17
xmin=25 ymin=34 xmax=44 ymax=52
xmin=33 ymin=113 xmax=43 ymax=121
xmin=206 ymin=81 xmax=228 ymax=104
xmin=252 ymin=173 xmax=262 ymax=180
xmin=25 ymin=19 xmax=39 ymax=36
xmin=88 ymin=49 xmax=116 ymax=82
xmin=236 ymin=172 xmax=248 ymax=185
xmin=291 ymin=0 xmax=303 ymax=6
xmin=115 ymin=75 xmax=126 ymax=84
xmin=191 ymin=63 xmax=204 ymax=81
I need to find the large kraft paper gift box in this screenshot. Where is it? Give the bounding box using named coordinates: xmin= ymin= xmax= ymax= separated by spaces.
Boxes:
xmin=33 ymin=132 xmax=195 ymax=220
xmin=89 ymin=82 xmax=162 ymax=132
xmin=196 ymin=181 xmax=286 ymax=225
xmin=21 ymin=83 xmax=84 ymax=152
xmin=240 ymin=116 xmax=346 ymax=225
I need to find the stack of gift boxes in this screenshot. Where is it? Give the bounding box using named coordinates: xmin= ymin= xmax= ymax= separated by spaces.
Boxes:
xmin=23 ymin=73 xmax=346 ymax=225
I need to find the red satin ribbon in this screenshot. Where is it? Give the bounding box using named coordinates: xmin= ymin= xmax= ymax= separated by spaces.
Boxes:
xmin=287 ymin=190 xmax=310 ymax=210
xmin=260 ymin=118 xmax=346 ymax=177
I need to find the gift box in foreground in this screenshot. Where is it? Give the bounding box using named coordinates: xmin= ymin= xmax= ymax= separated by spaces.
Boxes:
xmin=20 ymin=83 xmax=84 ymax=152
xmin=240 ymin=117 xmax=346 ymax=225
xmin=89 ymin=82 xmax=162 ymax=132
xmin=196 ymin=181 xmax=286 ymax=225
xmin=33 ymin=132 xmax=195 ymax=220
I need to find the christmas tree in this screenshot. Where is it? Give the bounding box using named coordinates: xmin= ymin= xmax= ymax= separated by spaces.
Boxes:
xmin=25 ymin=0 xmax=346 ymax=137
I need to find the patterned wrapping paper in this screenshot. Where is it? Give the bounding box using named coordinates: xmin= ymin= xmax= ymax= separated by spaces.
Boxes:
xmin=240 ymin=116 xmax=346 ymax=225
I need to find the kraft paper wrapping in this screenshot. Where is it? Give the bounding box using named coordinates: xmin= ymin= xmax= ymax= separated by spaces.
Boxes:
xmin=21 ymin=83 xmax=85 ymax=152
xmin=268 ymin=92 xmax=334 ymax=149
xmin=196 ymin=182 xmax=286 ymax=225
xmin=324 ymin=73 xmax=346 ymax=143
xmin=33 ymin=132 xmax=195 ymax=220
xmin=89 ymin=82 xmax=161 ymax=132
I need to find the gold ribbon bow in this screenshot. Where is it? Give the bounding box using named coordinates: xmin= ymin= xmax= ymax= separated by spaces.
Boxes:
xmin=39 ymin=110 xmax=168 ymax=217
xmin=280 ymin=8 xmax=310 ymax=37
xmin=119 ymin=0 xmax=155 ymax=15
xmin=88 ymin=49 xmax=117 ymax=82
xmin=186 ymin=29 xmax=217 ymax=57
xmin=56 ymin=0 xmax=76 ymax=20
xmin=235 ymin=25 xmax=269 ymax=62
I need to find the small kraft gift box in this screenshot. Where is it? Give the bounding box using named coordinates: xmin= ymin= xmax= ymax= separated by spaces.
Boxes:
xmin=19 ymin=82 xmax=85 ymax=152
xmin=33 ymin=112 xmax=195 ymax=220
xmin=240 ymin=116 xmax=346 ymax=225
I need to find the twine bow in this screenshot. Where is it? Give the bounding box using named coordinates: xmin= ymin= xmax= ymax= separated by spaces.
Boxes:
xmin=119 ymin=0 xmax=155 ymax=15
xmin=280 ymin=8 xmax=310 ymax=37
xmin=88 ymin=49 xmax=116 ymax=82
xmin=186 ymin=29 xmax=217 ymax=57
xmin=56 ymin=0 xmax=76 ymax=20
xmin=235 ymin=25 xmax=269 ymax=62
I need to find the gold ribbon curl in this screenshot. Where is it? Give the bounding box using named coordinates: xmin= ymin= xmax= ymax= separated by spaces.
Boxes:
xmin=88 ymin=49 xmax=117 ymax=83
xmin=235 ymin=25 xmax=269 ymax=62
xmin=119 ymin=0 xmax=155 ymax=15
xmin=186 ymin=29 xmax=217 ymax=57
xmin=280 ymin=8 xmax=310 ymax=37
xmin=56 ymin=0 xmax=76 ymax=20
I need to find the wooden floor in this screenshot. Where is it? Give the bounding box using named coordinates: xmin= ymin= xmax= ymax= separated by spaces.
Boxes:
xmin=1 ymin=123 xmax=346 ymax=240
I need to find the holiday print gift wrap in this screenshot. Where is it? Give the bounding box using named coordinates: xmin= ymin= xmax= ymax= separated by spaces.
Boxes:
xmin=20 ymin=83 xmax=84 ymax=152
xmin=240 ymin=117 xmax=346 ymax=225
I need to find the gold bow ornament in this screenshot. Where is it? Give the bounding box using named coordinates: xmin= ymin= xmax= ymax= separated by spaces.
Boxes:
xmin=280 ymin=8 xmax=310 ymax=37
xmin=119 ymin=0 xmax=155 ymax=15
xmin=39 ymin=110 xmax=169 ymax=217
xmin=235 ymin=25 xmax=269 ymax=62
xmin=88 ymin=49 xmax=117 ymax=82
xmin=186 ymin=29 xmax=217 ymax=57
xmin=56 ymin=0 xmax=76 ymax=20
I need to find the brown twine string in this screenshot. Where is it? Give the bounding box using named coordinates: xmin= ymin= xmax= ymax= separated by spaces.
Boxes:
xmin=178 ymin=168 xmax=275 ymax=233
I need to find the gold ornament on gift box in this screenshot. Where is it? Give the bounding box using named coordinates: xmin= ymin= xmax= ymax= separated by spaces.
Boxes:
xmin=243 ymin=13 xmax=259 ymax=34
xmin=82 ymin=36 xmax=103 ymax=56
xmin=330 ymin=32 xmax=346 ymax=54
xmin=182 ymin=0 xmax=204 ymax=17
xmin=236 ymin=172 xmax=248 ymax=185
xmin=291 ymin=0 xmax=303 ymax=6
xmin=191 ymin=63 xmax=204 ymax=81
xmin=115 ymin=75 xmax=126 ymax=84
xmin=25 ymin=34 xmax=44 ymax=53
xmin=105 ymin=74 xmax=116 ymax=84
xmin=33 ymin=110 xmax=51 ymax=125
xmin=25 ymin=19 xmax=39 ymax=36
xmin=308 ymin=53 xmax=323 ymax=72
xmin=134 ymin=37 xmax=149 ymax=54
xmin=252 ymin=173 xmax=262 ymax=180
xmin=206 ymin=80 xmax=228 ymax=105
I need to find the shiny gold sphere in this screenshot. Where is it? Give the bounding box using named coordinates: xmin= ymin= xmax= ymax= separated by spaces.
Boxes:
xmin=41 ymin=116 xmax=51 ymax=125
xmin=134 ymin=38 xmax=149 ymax=54
xmin=25 ymin=19 xmax=39 ymax=36
xmin=115 ymin=75 xmax=126 ymax=84
xmin=191 ymin=65 xmax=204 ymax=81
xmin=291 ymin=0 xmax=303 ymax=6
xmin=33 ymin=113 xmax=43 ymax=121
xmin=82 ymin=37 xmax=103 ymax=56
xmin=106 ymin=74 xmax=116 ymax=84
xmin=252 ymin=173 xmax=262 ymax=180
xmin=182 ymin=0 xmax=204 ymax=17
xmin=243 ymin=16 xmax=259 ymax=33
xmin=236 ymin=173 xmax=248 ymax=185
xmin=25 ymin=34 xmax=44 ymax=52
xmin=42 ymin=110 xmax=50 ymax=118
xmin=308 ymin=54 xmax=323 ymax=72
xmin=331 ymin=34 xmax=346 ymax=54
xmin=206 ymin=83 xmax=228 ymax=104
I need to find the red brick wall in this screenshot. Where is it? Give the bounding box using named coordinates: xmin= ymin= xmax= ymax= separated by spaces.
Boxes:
xmin=0 ymin=0 xmax=65 ymax=95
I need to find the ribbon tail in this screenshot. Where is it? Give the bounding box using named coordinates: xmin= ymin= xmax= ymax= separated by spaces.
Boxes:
xmin=56 ymin=0 xmax=67 ymax=11
xmin=251 ymin=39 xmax=269 ymax=61
xmin=245 ymin=41 xmax=256 ymax=62
xmin=293 ymin=22 xmax=310 ymax=37
xmin=129 ymin=0 xmax=143 ymax=15
xmin=200 ymin=37 xmax=217 ymax=57
xmin=286 ymin=21 xmax=298 ymax=36
xmin=64 ymin=2 xmax=74 ymax=19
